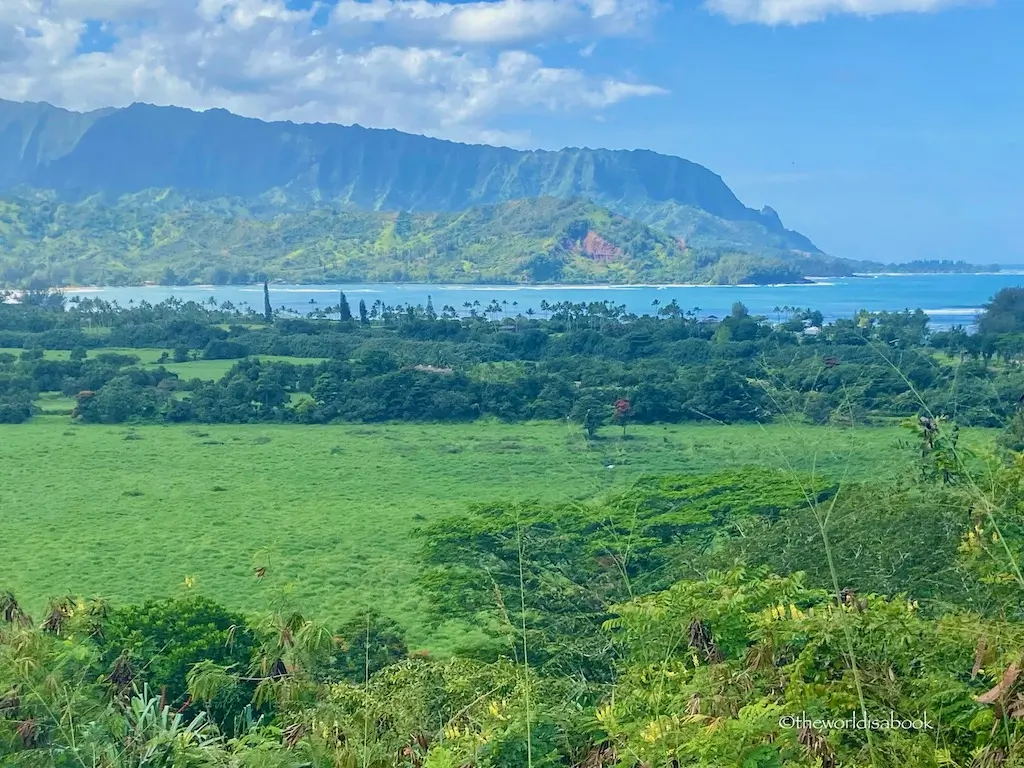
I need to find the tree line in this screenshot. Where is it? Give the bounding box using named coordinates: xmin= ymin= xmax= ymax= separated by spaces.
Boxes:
xmin=4 ymin=288 xmax=1024 ymax=429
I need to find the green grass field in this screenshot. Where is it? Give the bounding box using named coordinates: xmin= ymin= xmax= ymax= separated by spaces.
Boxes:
xmin=3 ymin=349 xmax=325 ymax=413
xmin=1 ymin=348 xmax=324 ymax=382
xmin=0 ymin=416 xmax=950 ymax=649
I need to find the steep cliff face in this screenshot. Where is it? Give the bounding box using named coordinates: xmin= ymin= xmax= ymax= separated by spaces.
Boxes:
xmin=0 ymin=100 xmax=113 ymax=185
xmin=0 ymin=100 xmax=821 ymax=257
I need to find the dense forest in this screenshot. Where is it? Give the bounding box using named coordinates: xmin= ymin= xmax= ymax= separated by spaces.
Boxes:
xmin=6 ymin=288 xmax=1024 ymax=765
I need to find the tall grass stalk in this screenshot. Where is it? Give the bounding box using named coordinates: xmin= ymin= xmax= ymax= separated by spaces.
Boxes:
xmin=872 ymin=337 xmax=1024 ymax=590
xmin=754 ymin=374 xmax=878 ymax=766
xmin=515 ymin=510 xmax=533 ymax=768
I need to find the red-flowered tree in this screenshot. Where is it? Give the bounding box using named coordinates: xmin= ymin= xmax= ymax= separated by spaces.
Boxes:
xmin=614 ymin=398 xmax=632 ymax=437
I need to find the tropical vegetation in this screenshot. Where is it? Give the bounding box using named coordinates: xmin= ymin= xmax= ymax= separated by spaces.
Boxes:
xmin=5 ymin=287 xmax=1024 ymax=765
xmin=0 ymin=195 xmax=834 ymax=288
xmin=3 ymin=287 xmax=1024 ymax=430
xmin=5 ymin=424 xmax=1024 ymax=766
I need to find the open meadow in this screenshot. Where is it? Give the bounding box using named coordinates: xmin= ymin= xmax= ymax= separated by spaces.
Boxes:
xmin=0 ymin=416 xmax=966 ymax=650
xmin=1 ymin=347 xmax=325 ymax=388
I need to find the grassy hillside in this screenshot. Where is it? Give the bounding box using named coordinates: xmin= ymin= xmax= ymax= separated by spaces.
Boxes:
xmin=0 ymin=193 xmax=831 ymax=287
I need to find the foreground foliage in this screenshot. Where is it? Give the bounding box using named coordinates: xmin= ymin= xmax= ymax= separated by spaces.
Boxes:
xmin=5 ymin=420 xmax=1024 ymax=766
xmin=6 ymin=290 xmax=1024 ymax=764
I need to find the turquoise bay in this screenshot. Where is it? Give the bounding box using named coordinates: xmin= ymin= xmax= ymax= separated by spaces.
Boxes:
xmin=68 ymin=273 xmax=1024 ymax=330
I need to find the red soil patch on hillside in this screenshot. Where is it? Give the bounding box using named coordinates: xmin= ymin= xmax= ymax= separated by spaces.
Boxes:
xmin=572 ymin=231 xmax=623 ymax=263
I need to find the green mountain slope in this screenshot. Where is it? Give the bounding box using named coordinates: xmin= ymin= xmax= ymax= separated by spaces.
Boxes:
xmin=0 ymin=99 xmax=821 ymax=258
xmin=0 ymin=193 xmax=842 ymax=287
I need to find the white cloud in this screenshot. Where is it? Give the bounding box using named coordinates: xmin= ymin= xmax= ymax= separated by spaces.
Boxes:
xmin=53 ymin=0 xmax=179 ymax=18
xmin=0 ymin=0 xmax=665 ymax=145
xmin=330 ymin=0 xmax=658 ymax=45
xmin=705 ymin=0 xmax=990 ymax=24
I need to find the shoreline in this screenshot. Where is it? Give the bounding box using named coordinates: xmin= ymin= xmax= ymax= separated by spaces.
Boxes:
xmin=6 ymin=271 xmax=1021 ymax=294
xmin=852 ymin=270 xmax=1024 ymax=277
xmin=57 ymin=282 xmax=826 ymax=292
xmin=35 ymin=274 xmax=1018 ymax=292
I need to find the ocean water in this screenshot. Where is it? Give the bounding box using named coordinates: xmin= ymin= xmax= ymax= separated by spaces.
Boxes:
xmin=66 ymin=273 xmax=1024 ymax=330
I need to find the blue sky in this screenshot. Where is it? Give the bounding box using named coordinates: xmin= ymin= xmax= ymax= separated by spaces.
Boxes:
xmin=0 ymin=0 xmax=1020 ymax=263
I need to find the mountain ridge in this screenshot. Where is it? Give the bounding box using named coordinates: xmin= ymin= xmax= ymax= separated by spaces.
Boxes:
xmin=0 ymin=99 xmax=821 ymax=259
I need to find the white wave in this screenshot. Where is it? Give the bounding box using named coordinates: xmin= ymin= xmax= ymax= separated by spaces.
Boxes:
xmin=265 ymin=288 xmax=339 ymax=294
xmin=434 ymin=285 xmax=532 ymax=291
xmin=921 ymin=307 xmax=983 ymax=316
xmin=521 ymin=284 xmax=644 ymax=290
xmin=854 ymin=271 xmax=1024 ymax=277
xmin=653 ymin=282 xmax=834 ymax=289
xmin=434 ymin=284 xmax=643 ymax=291
xmin=762 ymin=282 xmax=834 ymax=287
xmin=657 ymin=283 xmax=764 ymax=289
xmin=238 ymin=287 xmax=382 ymax=294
